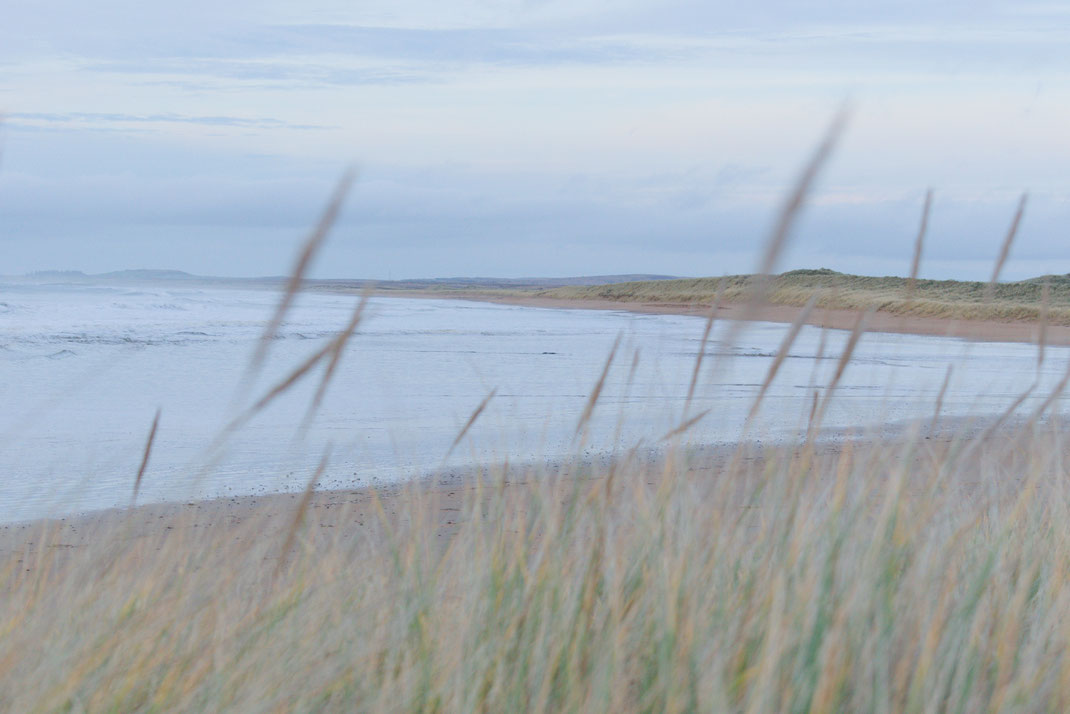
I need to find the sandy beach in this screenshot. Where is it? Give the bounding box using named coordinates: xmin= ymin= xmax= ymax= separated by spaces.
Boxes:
xmin=2 ymin=416 xmax=1010 ymax=564
xmin=367 ymin=290 xmax=1068 ymax=346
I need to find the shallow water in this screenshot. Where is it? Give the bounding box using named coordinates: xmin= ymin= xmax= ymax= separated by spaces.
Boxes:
xmin=0 ymin=280 xmax=1065 ymax=521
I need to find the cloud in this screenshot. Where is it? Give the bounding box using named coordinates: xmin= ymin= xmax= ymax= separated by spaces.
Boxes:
xmin=1 ymin=0 xmax=1068 ymax=280
xmin=2 ymin=143 xmax=1065 ymax=282
xmin=9 ymin=112 xmax=331 ymax=131
xmin=81 ymin=57 xmax=436 ymax=89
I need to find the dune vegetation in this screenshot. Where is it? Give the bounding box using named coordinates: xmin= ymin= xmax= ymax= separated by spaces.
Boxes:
xmin=541 ymin=268 xmax=1070 ymax=325
xmin=4 ymin=406 xmax=1070 ymax=711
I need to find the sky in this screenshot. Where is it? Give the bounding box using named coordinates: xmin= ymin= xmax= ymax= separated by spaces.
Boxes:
xmin=1 ymin=1 xmax=1069 ymax=280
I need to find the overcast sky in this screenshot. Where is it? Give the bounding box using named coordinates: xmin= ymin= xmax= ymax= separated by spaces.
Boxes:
xmin=2 ymin=1 xmax=1069 ymax=279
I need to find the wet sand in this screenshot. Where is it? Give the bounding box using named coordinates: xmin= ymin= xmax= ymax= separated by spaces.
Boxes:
xmin=1 ymin=417 xmax=1021 ymax=562
xmin=371 ymin=290 xmax=1066 ymax=346
xmin=0 ymin=466 xmax=579 ymax=567
xmin=0 ymin=440 xmax=768 ymax=561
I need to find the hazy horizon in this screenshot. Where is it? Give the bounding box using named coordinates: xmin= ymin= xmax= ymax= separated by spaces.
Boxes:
xmin=10 ymin=264 xmax=1070 ymax=286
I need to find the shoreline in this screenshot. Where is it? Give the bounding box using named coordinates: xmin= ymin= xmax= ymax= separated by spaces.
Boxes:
xmin=2 ymin=414 xmax=1007 ymax=555
xmin=360 ymin=289 xmax=1068 ymax=346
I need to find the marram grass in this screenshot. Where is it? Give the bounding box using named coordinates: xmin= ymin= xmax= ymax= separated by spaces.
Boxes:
xmin=542 ymin=269 xmax=1070 ymax=325
xmin=3 ymin=424 xmax=1070 ymax=712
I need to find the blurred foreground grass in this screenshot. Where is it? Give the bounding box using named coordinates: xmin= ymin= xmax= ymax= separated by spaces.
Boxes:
xmin=3 ymin=422 xmax=1070 ymax=711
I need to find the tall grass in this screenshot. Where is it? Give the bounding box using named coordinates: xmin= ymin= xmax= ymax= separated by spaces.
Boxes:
xmin=4 ymin=420 xmax=1070 ymax=711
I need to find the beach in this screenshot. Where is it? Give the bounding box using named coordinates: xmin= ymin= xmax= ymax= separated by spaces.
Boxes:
xmin=1 ymin=412 xmax=1015 ymax=567
xmin=11 ymin=283 xmax=1062 ymax=522
xmin=370 ymin=289 xmax=1067 ymax=346
xmin=4 ymin=290 xmax=1067 ymax=709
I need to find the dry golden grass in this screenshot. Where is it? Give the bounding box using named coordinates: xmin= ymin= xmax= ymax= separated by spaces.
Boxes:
xmin=543 ymin=269 xmax=1070 ymax=325
xmin=4 ymin=421 xmax=1070 ymax=711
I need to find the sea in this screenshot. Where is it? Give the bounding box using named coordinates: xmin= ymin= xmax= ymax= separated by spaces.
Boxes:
xmin=0 ymin=279 xmax=1066 ymax=521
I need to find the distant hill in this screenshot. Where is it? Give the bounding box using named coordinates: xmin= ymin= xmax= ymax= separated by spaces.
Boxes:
xmin=25 ymin=270 xmax=90 ymax=279
xmin=18 ymin=269 xmax=196 ymax=283
xmin=17 ymin=266 xmax=1070 ymax=325
xmin=14 ymin=271 xmax=679 ymax=290
xmin=98 ymin=269 xmax=198 ymax=281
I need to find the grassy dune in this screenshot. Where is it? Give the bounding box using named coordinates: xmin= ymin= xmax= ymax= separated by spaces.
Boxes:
xmin=5 ymin=423 xmax=1070 ymax=711
xmin=542 ymin=269 xmax=1070 ymax=325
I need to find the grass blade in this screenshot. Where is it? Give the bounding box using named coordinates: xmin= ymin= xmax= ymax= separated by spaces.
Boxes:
xmin=755 ymin=107 xmax=848 ymax=288
xmin=907 ymin=189 xmax=933 ymax=299
xmin=745 ymin=292 xmax=820 ymax=427
xmin=985 ymin=193 xmax=1027 ymax=301
xmin=808 ymin=308 xmax=871 ymax=437
xmin=301 ymin=292 xmax=370 ymax=428
xmin=929 ymin=364 xmax=953 ymax=434
xmin=660 ymin=409 xmax=711 ymax=441
xmin=247 ymin=167 xmax=357 ymax=380
xmin=574 ymin=334 xmax=621 ymax=442
xmin=684 ymin=278 xmax=726 ymax=417
xmin=721 ymin=108 xmax=848 ymax=353
xmin=131 ymin=409 xmax=160 ymax=506
xmin=446 ymin=388 xmax=498 ymax=459
xmin=1037 ymin=280 xmax=1049 ymax=373
xmin=276 ymin=446 xmax=331 ymax=575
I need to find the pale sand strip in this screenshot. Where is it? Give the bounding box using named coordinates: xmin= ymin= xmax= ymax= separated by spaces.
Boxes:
xmin=367 ymin=290 xmax=1065 ymax=346
xmin=0 ymin=419 xmax=1015 ymax=563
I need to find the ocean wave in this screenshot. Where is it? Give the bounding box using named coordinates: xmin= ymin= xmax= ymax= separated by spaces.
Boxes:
xmin=111 ymin=301 xmax=189 ymax=311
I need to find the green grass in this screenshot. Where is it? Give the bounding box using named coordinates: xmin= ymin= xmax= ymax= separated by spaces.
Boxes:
xmin=542 ymin=269 xmax=1070 ymax=325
